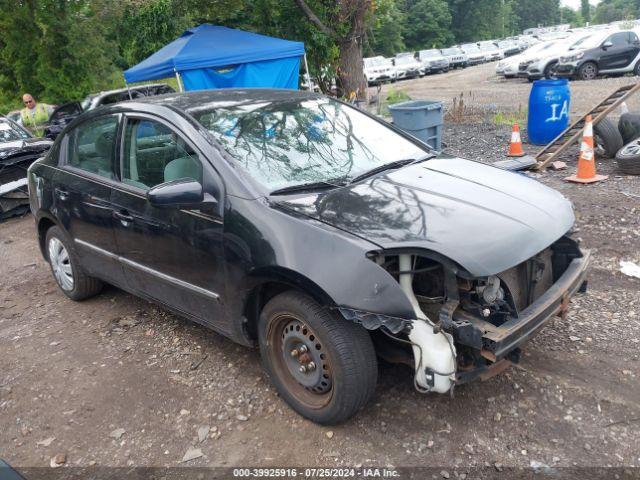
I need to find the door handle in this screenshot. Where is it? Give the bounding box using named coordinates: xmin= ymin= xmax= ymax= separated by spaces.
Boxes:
xmin=54 ymin=187 xmax=69 ymax=201
xmin=113 ymin=210 xmax=134 ymax=226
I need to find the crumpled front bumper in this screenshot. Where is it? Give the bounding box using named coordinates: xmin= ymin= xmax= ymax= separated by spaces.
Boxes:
xmin=453 ymin=250 xmax=591 ymax=384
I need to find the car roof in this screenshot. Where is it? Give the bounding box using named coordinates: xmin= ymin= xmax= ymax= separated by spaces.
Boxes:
xmin=133 ymin=88 xmax=324 ymax=115
xmin=90 ymin=83 xmax=171 ymax=98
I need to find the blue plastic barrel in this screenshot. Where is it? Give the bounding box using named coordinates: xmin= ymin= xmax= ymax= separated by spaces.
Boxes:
xmin=388 ymin=100 xmax=444 ymax=150
xmin=527 ymin=79 xmax=571 ymax=145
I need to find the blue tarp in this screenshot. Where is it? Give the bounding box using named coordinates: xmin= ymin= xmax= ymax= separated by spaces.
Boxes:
xmin=123 ymin=25 xmax=305 ymax=90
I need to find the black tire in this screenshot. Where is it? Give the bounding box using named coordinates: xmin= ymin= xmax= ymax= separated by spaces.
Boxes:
xmin=615 ymin=139 xmax=640 ymax=174
xmin=594 ymin=118 xmax=624 ymax=158
xmin=258 ymin=291 xmax=377 ymax=425
xmin=578 ymin=61 xmax=598 ymax=81
xmin=544 ymin=61 xmax=558 ymax=79
xmin=634 ymin=60 xmax=640 ymax=76
xmin=618 ymin=112 xmax=640 ymax=144
xmin=45 ymin=226 xmax=103 ymax=301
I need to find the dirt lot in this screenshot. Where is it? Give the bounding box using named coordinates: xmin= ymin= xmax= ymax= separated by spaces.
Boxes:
xmin=1 ymin=65 xmax=640 ymax=478
xmin=379 ymin=61 xmax=640 ymax=118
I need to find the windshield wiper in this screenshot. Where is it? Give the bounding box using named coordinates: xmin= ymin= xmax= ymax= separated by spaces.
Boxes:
xmin=270 ymin=178 xmax=348 ymax=196
xmin=348 ymin=154 xmax=434 ymax=184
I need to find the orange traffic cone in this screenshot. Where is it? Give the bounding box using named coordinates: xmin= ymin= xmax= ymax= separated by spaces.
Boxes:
xmin=507 ymin=123 xmax=525 ymax=157
xmin=565 ymin=115 xmax=608 ymax=184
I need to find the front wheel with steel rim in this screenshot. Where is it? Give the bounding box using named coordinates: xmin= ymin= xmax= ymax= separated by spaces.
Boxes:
xmin=615 ymin=139 xmax=640 ymax=174
xmin=258 ymin=291 xmax=377 ymax=425
xmin=45 ymin=226 xmax=103 ymax=301
xmin=578 ymin=62 xmax=598 ymax=81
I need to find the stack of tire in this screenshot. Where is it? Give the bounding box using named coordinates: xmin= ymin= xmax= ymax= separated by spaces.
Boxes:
xmin=616 ymin=113 xmax=640 ymax=175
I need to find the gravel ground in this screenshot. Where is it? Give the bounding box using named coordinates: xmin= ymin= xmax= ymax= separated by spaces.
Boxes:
xmin=379 ymin=62 xmax=640 ymax=119
xmin=1 ymin=66 xmax=640 ymax=479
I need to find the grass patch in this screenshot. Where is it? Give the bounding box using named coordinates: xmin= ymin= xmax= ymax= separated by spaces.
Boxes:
xmin=493 ymin=107 xmax=527 ymax=127
xmin=378 ymin=87 xmax=411 ymax=117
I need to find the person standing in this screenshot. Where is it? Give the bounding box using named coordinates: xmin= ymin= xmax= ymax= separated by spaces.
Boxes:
xmin=20 ymin=94 xmax=53 ymax=137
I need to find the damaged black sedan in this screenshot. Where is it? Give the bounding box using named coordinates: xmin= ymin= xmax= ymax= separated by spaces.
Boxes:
xmin=1 ymin=116 xmax=52 ymax=220
xmin=28 ymin=90 xmax=589 ymax=424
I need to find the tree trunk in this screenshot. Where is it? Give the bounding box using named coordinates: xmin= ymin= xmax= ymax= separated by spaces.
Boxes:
xmin=337 ymin=35 xmax=366 ymax=100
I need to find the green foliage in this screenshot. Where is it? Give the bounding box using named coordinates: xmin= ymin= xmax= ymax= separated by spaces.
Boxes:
xmin=448 ymin=0 xmax=515 ymax=42
xmin=118 ymin=0 xmax=192 ymax=68
xmin=560 ymin=7 xmax=583 ymax=26
xmin=367 ymin=0 xmax=406 ymax=57
xmin=403 ymin=0 xmax=454 ymax=50
xmin=581 ymin=0 xmax=591 ymax=23
xmin=493 ymin=108 xmax=527 ymax=126
xmin=514 ymin=0 xmax=561 ymax=32
xmin=0 ymin=0 xmax=606 ymax=114
xmin=593 ymin=0 xmax=638 ymax=24
xmin=380 ymin=87 xmax=411 ymax=117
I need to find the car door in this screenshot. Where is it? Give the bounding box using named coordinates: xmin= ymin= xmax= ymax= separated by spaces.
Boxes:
xmin=51 ymin=113 xmax=125 ymax=284
xmin=599 ymin=32 xmax=634 ymax=70
xmin=109 ymin=115 xmax=227 ymax=330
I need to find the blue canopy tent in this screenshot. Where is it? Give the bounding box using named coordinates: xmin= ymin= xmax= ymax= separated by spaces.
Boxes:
xmin=123 ymin=25 xmax=309 ymax=91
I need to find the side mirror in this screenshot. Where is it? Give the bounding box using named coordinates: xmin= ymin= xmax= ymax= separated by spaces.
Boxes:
xmin=147 ymin=178 xmax=210 ymax=209
xmin=602 ymin=41 xmax=613 ymax=50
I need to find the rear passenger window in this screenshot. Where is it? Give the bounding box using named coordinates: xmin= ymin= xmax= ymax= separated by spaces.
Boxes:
xmin=121 ymin=118 xmax=202 ymax=190
xmin=67 ymin=115 xmax=118 ymax=180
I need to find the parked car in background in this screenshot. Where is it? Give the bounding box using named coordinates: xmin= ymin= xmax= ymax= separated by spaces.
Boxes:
xmin=440 ymin=47 xmax=468 ymax=68
xmin=517 ymin=34 xmax=593 ymax=81
xmin=393 ymin=53 xmax=424 ymax=79
xmin=28 ymin=89 xmax=590 ymax=425
xmin=0 ymin=116 xmax=52 ymax=219
xmin=478 ymin=42 xmax=504 ymax=62
xmin=497 ymin=40 xmax=521 ymax=57
xmin=6 ymin=110 xmax=21 ymax=123
xmin=460 ymin=44 xmax=486 ymax=65
xmin=556 ymin=29 xmax=640 ymax=80
xmin=417 ymin=49 xmax=450 ymax=73
xmin=364 ymin=56 xmax=397 ymax=85
xmin=44 ymin=83 xmax=176 ymax=140
xmin=496 ymin=41 xmax=553 ymax=78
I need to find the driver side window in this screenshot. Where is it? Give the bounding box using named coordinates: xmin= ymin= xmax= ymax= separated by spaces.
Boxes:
xmin=607 ymin=32 xmax=629 ymax=47
xmin=121 ymin=118 xmax=202 ymax=190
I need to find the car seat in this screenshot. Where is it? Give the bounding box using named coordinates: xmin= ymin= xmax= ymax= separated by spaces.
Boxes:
xmin=164 ymin=156 xmax=201 ymax=183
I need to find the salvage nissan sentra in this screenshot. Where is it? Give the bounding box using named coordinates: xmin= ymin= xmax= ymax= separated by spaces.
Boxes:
xmin=28 ymin=90 xmax=589 ymax=424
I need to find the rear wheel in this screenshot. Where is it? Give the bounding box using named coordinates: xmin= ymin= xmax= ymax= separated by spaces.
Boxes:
xmin=578 ymin=62 xmax=598 ymax=81
xmin=45 ymin=226 xmax=103 ymax=301
xmin=258 ymin=291 xmax=377 ymax=425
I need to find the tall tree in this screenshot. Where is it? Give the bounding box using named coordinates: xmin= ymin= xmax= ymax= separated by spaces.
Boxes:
xmin=367 ymin=0 xmax=405 ymax=57
xmin=293 ymin=0 xmax=372 ymax=99
xmin=593 ymin=0 xmax=637 ymax=23
xmin=514 ymin=0 xmax=560 ymax=30
xmin=581 ymin=0 xmax=591 ymax=23
xmin=448 ymin=0 xmax=514 ymax=42
xmin=403 ymin=0 xmax=453 ymax=50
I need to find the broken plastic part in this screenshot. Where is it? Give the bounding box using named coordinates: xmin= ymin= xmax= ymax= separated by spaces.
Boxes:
xmin=398 ymin=254 xmax=456 ymax=394
xmin=338 ymin=308 xmax=410 ymax=334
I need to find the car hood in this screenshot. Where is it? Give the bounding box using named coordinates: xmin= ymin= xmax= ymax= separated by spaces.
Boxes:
xmin=0 ymin=138 xmax=53 ymax=162
xmin=275 ymin=157 xmax=574 ymax=277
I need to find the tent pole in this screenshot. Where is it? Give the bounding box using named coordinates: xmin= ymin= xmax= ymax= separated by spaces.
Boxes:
xmin=303 ymin=54 xmax=312 ymax=91
xmin=125 ymin=81 xmax=133 ymax=100
xmin=175 ymin=70 xmax=184 ymax=92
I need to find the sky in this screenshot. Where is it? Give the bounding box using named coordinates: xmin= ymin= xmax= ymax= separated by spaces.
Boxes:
xmin=560 ymin=0 xmax=600 ymax=9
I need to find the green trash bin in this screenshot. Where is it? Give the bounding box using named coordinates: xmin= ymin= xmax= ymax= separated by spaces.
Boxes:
xmin=388 ymin=100 xmax=444 ymax=151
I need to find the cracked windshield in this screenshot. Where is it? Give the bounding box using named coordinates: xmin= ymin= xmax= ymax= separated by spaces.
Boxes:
xmin=195 ymin=98 xmax=426 ymax=190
